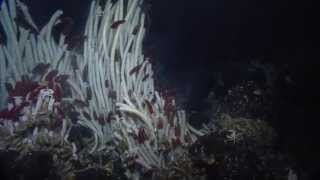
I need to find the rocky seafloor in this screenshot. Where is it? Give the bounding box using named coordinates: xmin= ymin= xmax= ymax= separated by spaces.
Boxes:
xmin=0 ymin=79 xmax=296 ymax=180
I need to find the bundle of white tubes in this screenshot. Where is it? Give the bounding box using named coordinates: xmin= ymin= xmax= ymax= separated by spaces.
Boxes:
xmin=0 ymin=0 xmax=75 ymax=146
xmin=0 ymin=0 xmax=208 ymax=176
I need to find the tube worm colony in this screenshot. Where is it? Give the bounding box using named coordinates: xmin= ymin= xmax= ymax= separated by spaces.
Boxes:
xmin=0 ymin=0 xmax=208 ymax=178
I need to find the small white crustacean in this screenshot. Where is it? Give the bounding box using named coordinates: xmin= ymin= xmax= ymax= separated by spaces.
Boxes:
xmin=32 ymin=88 xmax=55 ymax=116
xmin=226 ymin=129 xmax=240 ymax=144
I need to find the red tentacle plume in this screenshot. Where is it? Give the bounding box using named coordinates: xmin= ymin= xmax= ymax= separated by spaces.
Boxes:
xmin=6 ymin=78 xmax=39 ymax=98
xmin=144 ymin=99 xmax=154 ymax=114
xmin=53 ymin=84 xmax=62 ymax=101
xmin=45 ymin=70 xmax=59 ymax=81
xmin=0 ymin=102 xmax=29 ymax=121
xmin=161 ymin=88 xmax=178 ymax=126
xmin=163 ymin=98 xmax=173 ymax=114
xmin=129 ymin=64 xmax=142 ymax=76
xmin=48 ymin=80 xmax=63 ymax=101
xmin=167 ymin=111 xmax=176 ymax=126
xmin=157 ymin=117 xmax=164 ymax=129
xmin=172 ymin=137 xmax=181 ymax=148
xmin=111 ymin=20 xmax=125 ymax=29
xmin=137 ymin=127 xmax=148 ymax=144
xmin=174 ymin=125 xmax=181 ymax=137
xmin=163 ymin=97 xmax=176 ymax=125
xmin=26 ymin=85 xmax=45 ymax=103
xmin=0 ymin=67 xmax=69 ymax=123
